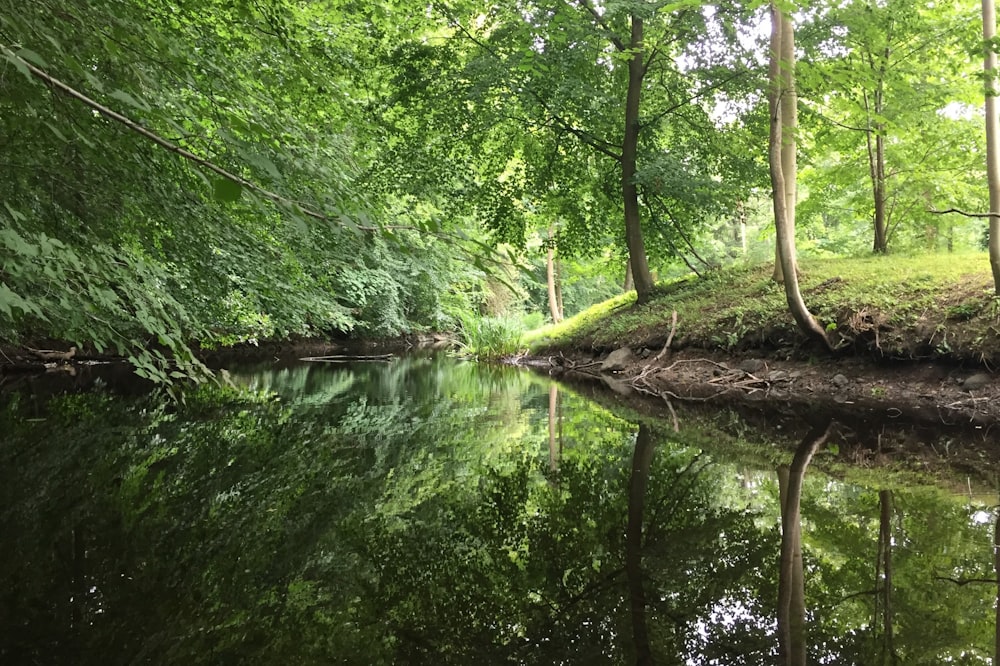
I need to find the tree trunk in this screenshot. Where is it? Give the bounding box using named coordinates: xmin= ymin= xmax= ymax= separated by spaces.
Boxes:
xmin=626 ymin=425 xmax=656 ymax=665
xmin=622 ymin=15 xmax=655 ymax=304
xmin=554 ymin=254 xmax=564 ymax=319
xmin=768 ymin=3 xmax=832 ymax=350
xmin=864 ymin=79 xmax=889 ymax=253
xmin=623 ymin=259 xmax=635 ymax=293
xmin=773 ymin=12 xmax=797 ymax=283
xmin=546 ymin=228 xmax=563 ymax=324
xmin=777 ymin=422 xmax=831 ymax=666
xmin=983 ymin=0 xmax=1000 ymax=293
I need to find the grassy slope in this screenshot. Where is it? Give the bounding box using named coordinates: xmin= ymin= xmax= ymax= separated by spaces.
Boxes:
xmin=526 ymin=252 xmax=1000 ymax=364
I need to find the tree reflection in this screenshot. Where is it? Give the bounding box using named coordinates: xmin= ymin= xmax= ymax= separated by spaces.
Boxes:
xmin=777 ymin=421 xmax=831 ymax=666
xmin=2 ymin=364 xmax=1000 ymax=664
xmin=626 ymin=424 xmax=656 ymax=664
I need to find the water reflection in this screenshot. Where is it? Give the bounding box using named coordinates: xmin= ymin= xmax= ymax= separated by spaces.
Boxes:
xmin=0 ymin=356 xmax=996 ymax=663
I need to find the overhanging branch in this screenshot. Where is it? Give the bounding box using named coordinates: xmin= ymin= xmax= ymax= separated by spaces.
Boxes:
xmin=1 ymin=45 xmax=333 ymax=223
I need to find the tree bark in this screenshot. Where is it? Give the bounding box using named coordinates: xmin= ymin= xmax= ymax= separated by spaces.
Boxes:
xmin=626 ymin=425 xmax=656 ymax=665
xmin=777 ymin=421 xmax=831 ymax=666
xmin=555 ymin=254 xmax=564 ymax=319
xmin=773 ymin=10 xmax=798 ymax=284
xmin=623 ymin=15 xmax=655 ymax=304
xmin=546 ymin=228 xmax=563 ymax=324
xmin=768 ymin=3 xmax=833 ymax=351
xmin=983 ymin=0 xmax=1000 ymax=293
xmin=864 ymin=64 xmax=889 ymax=253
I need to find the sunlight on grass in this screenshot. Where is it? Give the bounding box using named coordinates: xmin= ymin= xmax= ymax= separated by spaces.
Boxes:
xmin=523 ymin=291 xmax=636 ymax=349
xmin=524 ymin=252 xmax=997 ymax=356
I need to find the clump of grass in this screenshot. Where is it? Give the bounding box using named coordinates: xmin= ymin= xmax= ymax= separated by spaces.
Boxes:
xmin=457 ymin=313 xmax=523 ymax=359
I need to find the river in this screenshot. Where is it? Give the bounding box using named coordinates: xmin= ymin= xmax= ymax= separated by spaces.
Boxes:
xmin=1 ymin=354 xmax=997 ymax=663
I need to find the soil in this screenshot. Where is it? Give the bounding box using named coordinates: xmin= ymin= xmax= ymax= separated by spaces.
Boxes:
xmin=519 ymin=344 xmax=1000 ymax=486
xmin=522 ymin=345 xmax=1000 ymax=430
xmin=4 ymin=333 xmax=998 ymax=431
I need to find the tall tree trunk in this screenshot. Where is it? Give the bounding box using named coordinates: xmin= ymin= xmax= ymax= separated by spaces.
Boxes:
xmin=768 ymin=3 xmax=832 ymax=350
xmin=864 ymin=78 xmax=889 ymax=253
xmin=623 ymin=15 xmax=655 ymax=304
xmin=773 ymin=12 xmax=797 ymax=283
xmin=554 ymin=254 xmax=564 ymax=319
xmin=983 ymin=0 xmax=1000 ymax=293
xmin=546 ymin=228 xmax=563 ymax=324
xmin=777 ymin=422 xmax=832 ymax=666
xmin=626 ymin=425 xmax=656 ymax=665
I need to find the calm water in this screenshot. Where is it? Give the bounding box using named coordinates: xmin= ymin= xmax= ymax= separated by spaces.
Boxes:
xmin=1 ymin=355 xmax=997 ymax=664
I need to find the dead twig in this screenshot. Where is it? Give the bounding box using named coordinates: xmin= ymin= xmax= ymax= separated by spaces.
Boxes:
xmin=664 ymin=396 xmax=679 ymax=432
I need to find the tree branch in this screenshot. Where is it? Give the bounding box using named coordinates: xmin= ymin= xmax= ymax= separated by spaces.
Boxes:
xmin=439 ymin=13 xmax=621 ymax=161
xmin=1 ymin=45 xmax=333 ymax=222
xmin=575 ymin=0 xmax=627 ymax=51
xmin=929 ymin=207 xmax=1000 ymax=219
xmin=934 ymin=576 xmax=999 ymax=586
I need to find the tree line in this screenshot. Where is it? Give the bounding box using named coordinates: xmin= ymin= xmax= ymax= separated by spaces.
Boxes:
xmin=0 ymin=0 xmax=994 ymax=378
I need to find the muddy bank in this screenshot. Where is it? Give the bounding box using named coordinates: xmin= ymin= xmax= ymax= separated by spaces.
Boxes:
xmin=0 ymin=334 xmax=454 ymax=395
xmin=522 ymin=346 xmax=1000 ymax=430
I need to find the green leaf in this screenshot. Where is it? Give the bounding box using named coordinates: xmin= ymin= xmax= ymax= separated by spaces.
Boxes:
xmin=213 ymin=178 xmax=243 ymax=203
xmin=2 ymin=52 xmax=33 ymax=82
xmin=16 ymin=48 xmax=48 ymax=68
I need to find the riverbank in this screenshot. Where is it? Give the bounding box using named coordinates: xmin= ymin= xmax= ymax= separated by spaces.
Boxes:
xmin=522 ymin=253 xmax=1000 ymax=428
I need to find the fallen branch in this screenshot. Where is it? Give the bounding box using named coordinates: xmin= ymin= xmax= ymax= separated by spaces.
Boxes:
xmin=663 ymin=358 xmax=731 ymax=373
xmin=634 ymin=310 xmax=678 ymax=382
xmin=664 ymin=396 xmax=679 ymax=432
xmin=27 ymin=346 xmax=77 ymax=362
xmin=300 ymin=354 xmax=393 ymax=362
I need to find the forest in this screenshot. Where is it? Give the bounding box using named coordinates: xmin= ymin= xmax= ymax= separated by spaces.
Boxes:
xmin=0 ymin=0 xmax=996 ymax=380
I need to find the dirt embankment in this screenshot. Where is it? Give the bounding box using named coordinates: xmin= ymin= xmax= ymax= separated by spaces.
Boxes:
xmin=525 ymin=344 xmax=1000 ymax=430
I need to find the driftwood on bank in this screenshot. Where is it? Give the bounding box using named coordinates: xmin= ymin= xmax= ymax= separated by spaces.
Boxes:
xmin=299 ymin=354 xmax=394 ymax=363
xmin=26 ymin=346 xmax=77 ymax=362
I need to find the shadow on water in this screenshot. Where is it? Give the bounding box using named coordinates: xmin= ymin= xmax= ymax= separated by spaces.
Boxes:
xmin=1 ymin=354 xmax=998 ymax=664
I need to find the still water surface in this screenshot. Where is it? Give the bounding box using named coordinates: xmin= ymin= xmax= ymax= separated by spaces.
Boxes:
xmin=1 ymin=355 xmax=997 ymax=664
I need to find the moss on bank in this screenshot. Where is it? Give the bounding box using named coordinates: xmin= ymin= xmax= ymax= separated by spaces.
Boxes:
xmin=526 ymin=252 xmax=1000 ymax=365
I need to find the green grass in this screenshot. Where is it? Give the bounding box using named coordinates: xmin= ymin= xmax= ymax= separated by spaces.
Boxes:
xmin=524 ymin=252 xmax=1000 ymax=362
xmin=456 ymin=313 xmax=524 ymax=359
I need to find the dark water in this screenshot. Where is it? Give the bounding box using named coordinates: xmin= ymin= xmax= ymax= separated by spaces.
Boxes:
xmin=1 ymin=355 xmax=997 ymax=664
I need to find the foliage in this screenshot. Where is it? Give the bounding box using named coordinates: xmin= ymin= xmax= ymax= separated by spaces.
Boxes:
xmin=0 ymin=0 xmax=490 ymax=381
xmin=456 ymin=311 xmax=524 ymax=359
xmin=1 ymin=0 xmax=998 ymax=371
